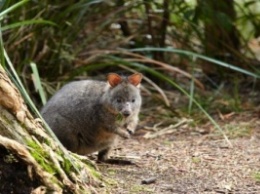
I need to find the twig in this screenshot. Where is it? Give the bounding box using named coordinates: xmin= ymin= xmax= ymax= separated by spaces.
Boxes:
xmin=144 ymin=122 xmax=163 ymax=132
xmin=112 ymin=155 xmax=141 ymax=160
xmin=141 ymin=177 xmax=157 ymax=184
xmin=144 ymin=118 xmax=192 ymax=139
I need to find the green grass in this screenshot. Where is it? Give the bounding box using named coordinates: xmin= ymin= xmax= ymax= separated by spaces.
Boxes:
xmin=130 ymin=184 xmax=154 ymax=193
xmin=253 ymin=171 xmax=260 ymax=183
xmin=223 ymin=122 xmax=253 ymax=139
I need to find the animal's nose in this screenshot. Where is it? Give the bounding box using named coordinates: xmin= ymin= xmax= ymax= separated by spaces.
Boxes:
xmin=122 ymin=111 xmax=131 ymax=117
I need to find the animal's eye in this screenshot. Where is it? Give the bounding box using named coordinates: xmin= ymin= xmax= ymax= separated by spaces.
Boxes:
xmin=131 ymin=99 xmax=135 ymax=103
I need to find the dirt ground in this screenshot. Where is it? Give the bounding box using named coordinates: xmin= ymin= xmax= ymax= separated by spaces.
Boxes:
xmin=96 ymin=110 xmax=260 ymax=194
xmin=1 ymin=92 xmax=260 ymax=194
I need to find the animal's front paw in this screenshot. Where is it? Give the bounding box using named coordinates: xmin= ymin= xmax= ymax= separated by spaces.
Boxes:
xmin=122 ymin=131 xmax=131 ymax=139
xmin=117 ymin=130 xmax=131 ymax=139
xmin=127 ymin=127 xmax=135 ymax=135
xmin=126 ymin=121 xmax=137 ymax=135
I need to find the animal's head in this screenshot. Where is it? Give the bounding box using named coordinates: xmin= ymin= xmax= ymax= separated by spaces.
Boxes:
xmin=104 ymin=73 xmax=143 ymax=117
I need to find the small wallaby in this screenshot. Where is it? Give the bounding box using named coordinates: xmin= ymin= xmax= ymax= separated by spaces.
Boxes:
xmin=41 ymin=73 xmax=142 ymax=162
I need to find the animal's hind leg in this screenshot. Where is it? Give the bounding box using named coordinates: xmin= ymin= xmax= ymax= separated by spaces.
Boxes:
xmin=97 ymin=147 xmax=134 ymax=165
xmin=98 ymin=148 xmax=110 ymax=161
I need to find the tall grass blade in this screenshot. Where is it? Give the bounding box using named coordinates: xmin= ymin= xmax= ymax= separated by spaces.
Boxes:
xmin=0 ymin=0 xmax=29 ymax=18
xmin=188 ymin=56 xmax=196 ymax=114
xmin=0 ymin=24 xmax=5 ymax=68
xmin=30 ymin=62 xmax=47 ymax=105
xmin=131 ymin=47 xmax=260 ymax=78
xmin=1 ymin=20 xmax=56 ymax=31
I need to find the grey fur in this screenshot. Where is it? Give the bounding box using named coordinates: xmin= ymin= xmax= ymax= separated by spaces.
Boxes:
xmin=41 ymin=73 xmax=142 ymax=161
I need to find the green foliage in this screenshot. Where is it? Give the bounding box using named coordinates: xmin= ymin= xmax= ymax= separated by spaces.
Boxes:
xmin=30 ymin=62 xmax=47 ymax=105
xmin=116 ymin=113 xmax=124 ymax=123
xmin=0 ymin=1 xmax=257 ymax=74
xmin=62 ymin=157 xmax=75 ymax=175
xmin=223 ymin=122 xmax=252 ymax=139
xmin=27 ymin=140 xmax=57 ymax=174
xmin=1 ymin=0 xmax=259 ymax=84
xmin=253 ymin=171 xmax=260 ymax=182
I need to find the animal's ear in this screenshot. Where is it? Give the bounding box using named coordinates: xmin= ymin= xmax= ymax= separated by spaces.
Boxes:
xmin=107 ymin=73 xmax=122 ymax=87
xmin=128 ymin=73 xmax=143 ymax=86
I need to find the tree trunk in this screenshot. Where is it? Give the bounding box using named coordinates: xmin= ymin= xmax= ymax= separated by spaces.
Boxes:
xmin=196 ymin=0 xmax=240 ymax=76
xmin=0 ymin=65 xmax=102 ymax=193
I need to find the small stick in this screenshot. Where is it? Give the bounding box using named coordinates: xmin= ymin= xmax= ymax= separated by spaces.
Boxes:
xmin=141 ymin=177 xmax=157 ymax=184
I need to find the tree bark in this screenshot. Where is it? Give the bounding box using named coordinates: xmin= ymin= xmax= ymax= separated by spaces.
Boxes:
xmin=0 ymin=65 xmax=102 ymax=193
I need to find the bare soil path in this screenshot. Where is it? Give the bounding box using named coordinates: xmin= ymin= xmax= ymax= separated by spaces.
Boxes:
xmin=98 ymin=111 xmax=260 ymax=194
